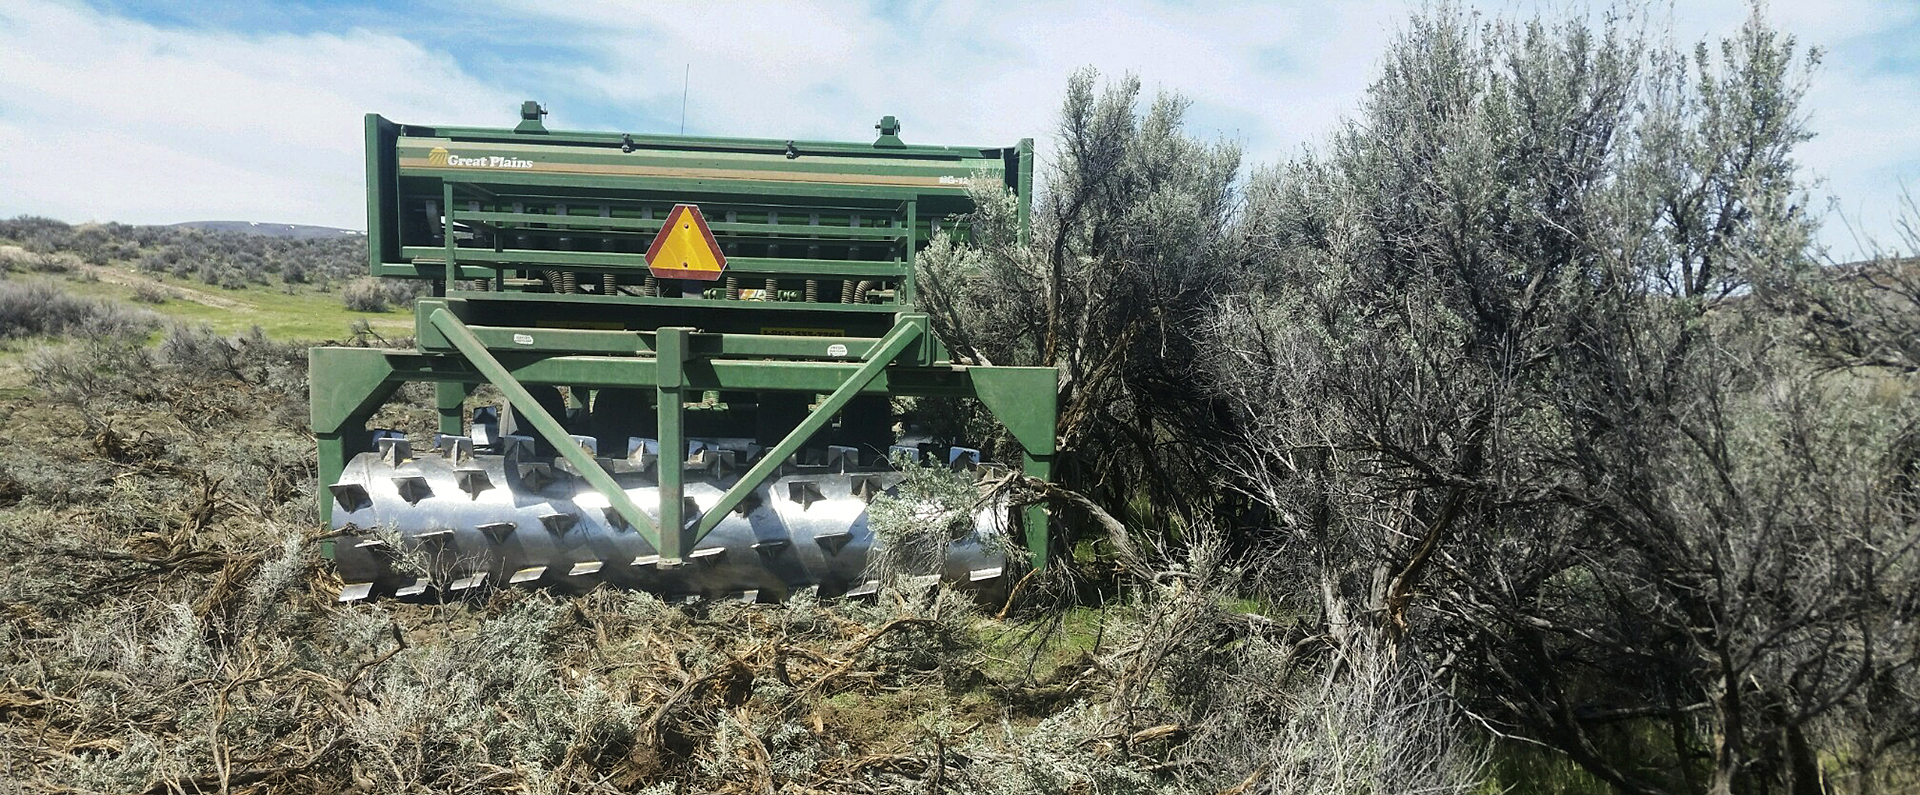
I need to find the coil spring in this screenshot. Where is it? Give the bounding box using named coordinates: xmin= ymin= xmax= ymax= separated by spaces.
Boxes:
xmin=804 ymin=280 xmax=819 ymax=302
xmin=726 ymin=277 xmax=739 ymax=300
xmin=841 ymin=280 xmax=855 ymax=303
xmin=602 ymin=273 xmax=616 ymax=294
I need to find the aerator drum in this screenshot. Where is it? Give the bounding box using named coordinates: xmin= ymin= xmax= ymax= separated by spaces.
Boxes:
xmin=328 ymin=432 xmax=1012 ymax=601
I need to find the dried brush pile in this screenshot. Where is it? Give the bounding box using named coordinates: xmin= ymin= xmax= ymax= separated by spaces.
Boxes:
xmin=0 ymin=326 xmax=1293 ymax=795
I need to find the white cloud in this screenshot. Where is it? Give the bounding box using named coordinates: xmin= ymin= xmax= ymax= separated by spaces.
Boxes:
xmin=492 ymin=0 xmax=1402 ymax=162
xmin=493 ymin=0 xmax=1920 ymax=257
xmin=0 ymin=0 xmax=1914 ymax=258
xmin=0 ymin=0 xmax=518 ymax=228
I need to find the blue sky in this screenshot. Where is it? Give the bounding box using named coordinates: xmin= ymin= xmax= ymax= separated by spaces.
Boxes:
xmin=2 ymin=0 xmax=1916 ymax=260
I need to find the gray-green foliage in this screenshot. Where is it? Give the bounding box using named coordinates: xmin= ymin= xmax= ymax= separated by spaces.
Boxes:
xmin=1200 ymin=5 xmax=1916 ymax=794
xmin=916 ymin=68 xmax=1242 ymax=531
xmin=865 ymin=458 xmax=1004 ymax=583
xmin=345 ymin=596 xmax=646 ymax=791
xmin=958 ymin=703 xmax=1175 ymax=795
xmin=0 ymin=279 xmax=159 ymax=339
xmin=0 ymin=215 xmax=363 ymax=288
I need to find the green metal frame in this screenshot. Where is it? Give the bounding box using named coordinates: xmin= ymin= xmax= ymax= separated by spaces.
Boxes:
xmin=318 ymin=104 xmax=1058 ymax=570
xmin=313 ymin=304 xmax=1058 ymax=568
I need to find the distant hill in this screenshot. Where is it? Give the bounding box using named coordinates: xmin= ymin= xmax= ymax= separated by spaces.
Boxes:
xmin=170 ymin=221 xmax=365 ymax=240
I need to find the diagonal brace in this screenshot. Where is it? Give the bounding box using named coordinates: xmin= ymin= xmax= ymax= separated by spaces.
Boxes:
xmin=695 ymin=319 xmax=924 ymax=536
xmin=428 ymin=308 xmax=663 ymax=548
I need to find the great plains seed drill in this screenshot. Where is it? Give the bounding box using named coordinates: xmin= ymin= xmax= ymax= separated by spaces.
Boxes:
xmin=312 ymin=102 xmax=1057 ymax=602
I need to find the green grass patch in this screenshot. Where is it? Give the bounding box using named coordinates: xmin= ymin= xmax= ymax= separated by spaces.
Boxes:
xmin=977 ymin=605 xmax=1112 ymax=684
xmin=49 ymin=269 xmax=413 ymax=342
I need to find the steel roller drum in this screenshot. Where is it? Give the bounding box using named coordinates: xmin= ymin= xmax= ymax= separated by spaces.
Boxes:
xmin=327 ymin=434 xmax=1010 ymax=602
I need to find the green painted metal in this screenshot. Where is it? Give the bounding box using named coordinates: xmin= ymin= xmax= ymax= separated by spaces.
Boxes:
xmin=1020 ymin=456 xmax=1053 ymax=568
xmin=311 ymin=346 xmax=403 ymax=435
xmin=444 ymin=324 xmax=888 ymax=360
xmin=655 ymin=326 xmax=690 ymax=564
xmin=966 ymin=368 xmax=1058 ymax=457
xmin=694 ymin=318 xmax=924 ymax=537
xmin=398 ymin=247 xmax=910 ymax=277
xmin=436 ymin=381 xmax=470 ymax=436
xmin=308 ymin=345 xmax=1062 ymax=562
xmin=365 ymin=101 xmax=1020 ymax=286
xmin=410 ymin=289 xmax=904 ymax=314
xmin=316 ymin=345 xmax=1029 ymax=398
xmin=427 ymin=308 xmax=663 ymax=547
xmin=310 ymin=346 xmax=402 ymax=530
xmin=319 ymin=102 xmax=1060 ymax=577
xmin=450 ymin=210 xmax=911 ymax=240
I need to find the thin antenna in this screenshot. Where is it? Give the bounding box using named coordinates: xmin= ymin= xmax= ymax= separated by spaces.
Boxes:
xmin=679 ymin=64 xmax=690 ymax=135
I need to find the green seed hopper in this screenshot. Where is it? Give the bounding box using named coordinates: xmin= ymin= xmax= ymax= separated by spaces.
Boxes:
xmin=311 ymin=102 xmax=1057 ymax=601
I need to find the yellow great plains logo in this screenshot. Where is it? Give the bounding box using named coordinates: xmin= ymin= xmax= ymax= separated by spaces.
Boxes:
xmin=422 ymin=146 xmax=532 ymax=169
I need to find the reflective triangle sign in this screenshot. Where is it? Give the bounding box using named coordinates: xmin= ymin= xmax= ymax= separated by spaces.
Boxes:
xmin=645 ymin=204 xmax=727 ymax=282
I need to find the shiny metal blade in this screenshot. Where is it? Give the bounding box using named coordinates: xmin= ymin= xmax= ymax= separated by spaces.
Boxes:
xmin=438 ymin=435 xmax=473 ymax=462
xmin=470 ymin=407 xmax=500 ymax=449
xmin=539 ymin=511 xmax=577 ymax=535
xmin=378 ymin=437 xmax=412 ymax=468
xmin=455 ymin=468 xmax=492 ymax=499
xmin=815 ymin=529 xmax=853 ymax=556
xmin=392 ymin=475 xmax=432 ymax=505
xmin=826 ymin=445 xmax=859 ymax=473
xmin=627 ymin=437 xmax=659 ymax=471
xmin=477 ymin=521 xmax=515 ymax=542
xmin=788 ymin=480 xmax=824 ymax=510
xmin=499 ymin=435 xmax=535 ymax=460
xmin=517 ymin=462 xmax=555 ymax=491
xmin=569 ymin=435 xmax=598 ymax=457
xmin=329 ymin=483 xmax=372 ymax=513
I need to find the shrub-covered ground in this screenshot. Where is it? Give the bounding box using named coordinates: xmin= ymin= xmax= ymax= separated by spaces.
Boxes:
xmin=0 ymin=219 xmax=416 ymax=341
xmin=0 ymin=321 xmax=1303 ymax=795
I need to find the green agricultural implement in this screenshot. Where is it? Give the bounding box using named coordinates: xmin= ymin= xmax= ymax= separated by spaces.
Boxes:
xmin=311 ymin=102 xmax=1057 ymax=602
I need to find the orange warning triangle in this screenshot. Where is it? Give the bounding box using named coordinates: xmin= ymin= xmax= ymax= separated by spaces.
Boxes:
xmin=644 ymin=204 xmax=727 ymax=282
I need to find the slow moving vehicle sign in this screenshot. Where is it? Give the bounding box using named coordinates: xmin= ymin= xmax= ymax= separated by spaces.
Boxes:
xmin=645 ymin=204 xmax=727 ymax=281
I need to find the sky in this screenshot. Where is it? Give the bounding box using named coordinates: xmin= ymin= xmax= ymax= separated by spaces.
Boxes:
xmin=1 ymin=0 xmax=1916 ymax=260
